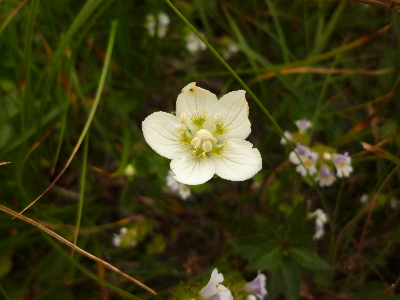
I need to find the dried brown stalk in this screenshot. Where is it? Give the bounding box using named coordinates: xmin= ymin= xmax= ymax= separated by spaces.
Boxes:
xmin=0 ymin=204 xmax=157 ymax=295
xmin=344 ymin=0 xmax=400 ymax=10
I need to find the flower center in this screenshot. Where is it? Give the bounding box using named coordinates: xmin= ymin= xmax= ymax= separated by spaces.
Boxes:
xmin=190 ymin=129 xmax=217 ymax=158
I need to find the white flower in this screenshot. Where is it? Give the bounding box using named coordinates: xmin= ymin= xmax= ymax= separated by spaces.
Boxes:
xmin=145 ymin=12 xmax=170 ymax=38
xmin=199 ymin=268 xmax=233 ymax=300
xmin=322 ymin=152 xmax=332 ymax=160
xmin=243 ymin=272 xmax=268 ymax=300
xmin=315 ymin=164 xmax=336 ymax=187
xmin=309 ymin=209 xmax=328 ymax=240
xmin=360 ymin=194 xmax=369 ymax=204
xmin=186 ymin=33 xmax=207 ymax=53
xmin=280 ymin=131 xmax=293 ymax=145
xmin=289 ymin=143 xmax=318 ymax=177
xmin=295 ymin=119 xmax=312 ymax=134
xmin=178 ymin=184 xmax=191 ymax=200
xmin=222 ymin=40 xmax=239 ymax=60
xmin=142 ymin=82 xmax=262 ymax=185
xmin=166 ymin=170 xmax=181 ymax=192
xmin=166 ymin=170 xmax=191 ymax=200
xmin=112 ymin=227 xmax=128 ymax=247
xmin=332 ymin=152 xmax=353 ymax=178
xmin=390 ymin=197 xmax=399 ymax=209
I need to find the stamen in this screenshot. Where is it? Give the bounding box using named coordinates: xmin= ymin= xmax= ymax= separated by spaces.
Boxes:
xmin=202 ymin=141 xmax=212 ymax=152
xmin=191 ymin=137 xmax=201 ymax=149
xmin=180 ymin=112 xmax=186 ymax=124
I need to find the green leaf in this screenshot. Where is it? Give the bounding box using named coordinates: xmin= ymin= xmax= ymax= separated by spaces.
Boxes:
xmin=248 ymin=244 xmax=282 ymax=270
xmin=230 ymin=235 xmax=267 ymax=260
xmin=276 ymin=261 xmax=301 ymax=300
xmin=283 ymin=201 xmax=309 ymax=239
xmin=0 ymin=253 xmax=12 ymax=278
xmin=289 ymin=247 xmax=331 ymax=270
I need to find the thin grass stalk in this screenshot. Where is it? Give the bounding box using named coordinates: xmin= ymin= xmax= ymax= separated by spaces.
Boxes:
xmin=329 ymin=179 xmax=345 ymax=261
xmin=22 ymin=0 xmax=40 ymax=133
xmin=264 ymin=0 xmax=290 ymax=63
xmin=72 ymin=132 xmax=89 ymax=255
xmin=42 ymin=233 xmax=144 ymax=300
xmin=0 ymin=204 xmax=156 ymax=295
xmin=18 ymin=20 xmax=118 ymax=215
xmin=0 ymin=284 xmax=11 ymax=300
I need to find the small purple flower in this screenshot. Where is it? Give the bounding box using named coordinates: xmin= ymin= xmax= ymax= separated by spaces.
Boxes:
xmin=289 ymin=143 xmax=318 ymax=176
xmin=295 ymin=119 xmax=312 ymax=134
xmin=332 ymin=152 xmax=353 ymax=178
xmin=315 ymin=164 xmax=336 ymax=187
xmin=296 ymin=143 xmax=310 ymax=156
xmin=243 ymin=272 xmax=268 ymax=300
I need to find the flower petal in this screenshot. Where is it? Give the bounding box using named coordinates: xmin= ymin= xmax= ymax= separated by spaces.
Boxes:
xmin=170 ymin=155 xmax=215 ymax=185
xmin=214 ymin=139 xmax=262 ymax=181
xmin=176 ymin=82 xmax=218 ymax=133
xmin=205 ymin=90 xmax=251 ymax=141
xmin=142 ymin=111 xmax=190 ymax=159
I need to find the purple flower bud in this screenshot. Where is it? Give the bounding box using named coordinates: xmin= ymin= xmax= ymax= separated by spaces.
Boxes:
xmin=243 ymin=272 xmax=268 ymax=300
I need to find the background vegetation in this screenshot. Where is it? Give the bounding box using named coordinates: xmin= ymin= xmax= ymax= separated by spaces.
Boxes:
xmin=1 ymin=0 xmax=400 ymax=299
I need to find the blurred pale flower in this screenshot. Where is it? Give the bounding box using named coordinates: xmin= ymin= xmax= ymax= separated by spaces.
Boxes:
xmin=322 ymin=152 xmax=332 ymax=160
xmin=142 ymin=82 xmax=262 ymax=185
xmin=178 ymin=184 xmax=191 ymax=200
xmin=199 ymin=268 xmax=233 ymax=300
xmin=186 ymin=32 xmax=206 ymax=53
xmin=166 ymin=170 xmax=191 ymax=200
xmin=222 ymin=39 xmax=239 ymax=60
xmin=360 ymin=193 xmax=369 ymax=204
xmin=280 ymin=131 xmax=293 ymax=145
xmin=289 ymin=143 xmax=318 ymax=176
xmin=166 ymin=170 xmax=181 ymax=192
xmin=247 ymin=295 xmax=257 ymax=300
xmin=243 ymin=272 xmax=268 ymax=300
xmin=309 ymin=209 xmax=328 ymax=240
xmin=145 ymin=12 xmax=170 ymax=38
xmin=295 ymin=119 xmax=312 ymax=134
xmin=390 ymin=197 xmax=399 ymax=209
xmin=112 ymin=227 xmax=128 ymax=247
xmin=315 ymin=164 xmax=336 ymax=187
xmin=124 ymin=164 xmax=136 ymax=180
xmin=332 ymin=152 xmax=353 ymax=178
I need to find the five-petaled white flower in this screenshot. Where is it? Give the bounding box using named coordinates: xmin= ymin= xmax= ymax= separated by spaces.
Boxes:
xmin=199 ymin=268 xmax=233 ymax=300
xmin=332 ymin=152 xmax=353 ymax=178
xmin=243 ymin=272 xmax=268 ymax=300
xmin=289 ymin=143 xmax=318 ymax=177
xmin=142 ymin=82 xmax=262 ymax=185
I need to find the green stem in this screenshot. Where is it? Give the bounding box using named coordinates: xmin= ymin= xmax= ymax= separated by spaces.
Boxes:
xmin=164 ymin=0 xmax=286 ymax=139
xmin=72 ymin=132 xmax=89 ymax=253
xmin=0 ymin=284 xmax=11 ymax=300
xmin=329 ymin=179 xmax=345 ymax=261
xmin=18 ymin=20 xmax=118 ymax=215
